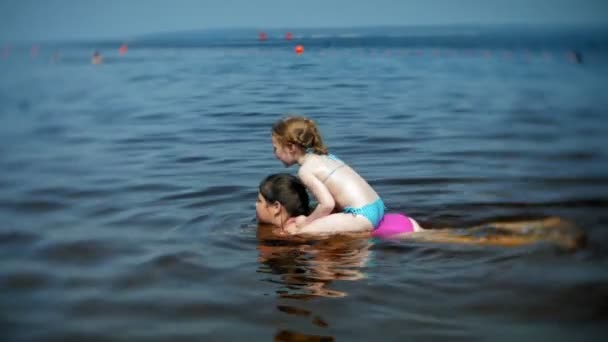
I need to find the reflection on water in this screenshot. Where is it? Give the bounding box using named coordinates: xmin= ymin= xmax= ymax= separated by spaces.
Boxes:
xmin=257 ymin=224 xmax=371 ymax=341
xmin=257 ymin=224 xmax=372 ymax=299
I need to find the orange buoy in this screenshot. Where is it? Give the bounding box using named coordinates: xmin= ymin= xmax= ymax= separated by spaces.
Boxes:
xmin=295 ymin=44 xmax=304 ymax=55
xmin=119 ymin=43 xmax=128 ymax=55
xmin=258 ymin=32 xmax=267 ymax=41
xmin=285 ymin=32 xmax=293 ymax=40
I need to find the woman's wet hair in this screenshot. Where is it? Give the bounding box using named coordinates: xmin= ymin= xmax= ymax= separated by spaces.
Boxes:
xmin=259 ymin=173 xmax=310 ymax=217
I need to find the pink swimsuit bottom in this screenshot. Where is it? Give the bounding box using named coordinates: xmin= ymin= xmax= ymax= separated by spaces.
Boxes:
xmin=371 ymin=213 xmax=415 ymax=238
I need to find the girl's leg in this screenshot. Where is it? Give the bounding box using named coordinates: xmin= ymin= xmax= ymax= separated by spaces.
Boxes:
xmin=296 ymin=213 xmax=373 ymax=235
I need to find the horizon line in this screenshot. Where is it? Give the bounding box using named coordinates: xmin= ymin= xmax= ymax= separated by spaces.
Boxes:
xmin=3 ymin=21 xmax=608 ymax=45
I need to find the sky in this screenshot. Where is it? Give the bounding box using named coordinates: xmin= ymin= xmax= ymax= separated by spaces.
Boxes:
xmin=1 ymin=0 xmax=607 ymax=41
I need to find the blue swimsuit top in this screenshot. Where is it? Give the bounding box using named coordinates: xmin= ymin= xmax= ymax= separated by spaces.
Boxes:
xmin=306 ymin=148 xmax=346 ymax=183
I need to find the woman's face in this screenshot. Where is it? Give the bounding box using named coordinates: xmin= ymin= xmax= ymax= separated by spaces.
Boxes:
xmin=256 ymin=193 xmax=276 ymax=224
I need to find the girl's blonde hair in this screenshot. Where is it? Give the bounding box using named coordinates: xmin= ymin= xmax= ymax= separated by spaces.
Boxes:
xmin=272 ymin=116 xmax=328 ymax=154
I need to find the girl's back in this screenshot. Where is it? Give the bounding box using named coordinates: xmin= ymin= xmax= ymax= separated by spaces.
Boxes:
xmin=300 ymin=153 xmax=379 ymax=210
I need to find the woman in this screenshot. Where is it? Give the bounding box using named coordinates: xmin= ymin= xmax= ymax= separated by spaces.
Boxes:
xmin=256 ymin=173 xmax=585 ymax=250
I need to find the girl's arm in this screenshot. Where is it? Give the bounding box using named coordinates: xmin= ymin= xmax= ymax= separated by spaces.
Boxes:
xmin=298 ymin=168 xmax=335 ymax=226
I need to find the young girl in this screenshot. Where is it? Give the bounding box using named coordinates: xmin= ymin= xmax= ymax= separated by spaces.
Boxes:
xmin=271 ymin=116 xmax=384 ymax=235
xmin=256 ymin=173 xmax=585 ymax=250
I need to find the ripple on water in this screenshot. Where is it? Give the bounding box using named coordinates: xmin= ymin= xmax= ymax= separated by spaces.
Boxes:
xmin=36 ymin=239 xmax=139 ymax=265
xmin=1 ymin=270 xmax=54 ymax=291
xmin=0 ymin=199 xmax=69 ymax=214
xmin=0 ymin=230 xmax=41 ymax=246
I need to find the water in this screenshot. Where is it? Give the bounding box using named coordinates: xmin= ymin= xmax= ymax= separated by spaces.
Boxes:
xmin=1 ymin=27 xmax=608 ymax=341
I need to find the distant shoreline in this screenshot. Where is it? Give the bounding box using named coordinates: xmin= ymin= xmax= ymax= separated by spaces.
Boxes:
xmin=4 ymin=22 xmax=608 ymax=46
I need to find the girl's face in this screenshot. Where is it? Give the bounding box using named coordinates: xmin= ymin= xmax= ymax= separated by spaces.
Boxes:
xmin=272 ymin=135 xmax=298 ymax=166
xmin=256 ymin=193 xmax=277 ymax=224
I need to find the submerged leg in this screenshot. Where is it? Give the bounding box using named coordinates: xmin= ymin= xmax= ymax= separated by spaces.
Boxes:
xmin=398 ymin=217 xmax=585 ymax=250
